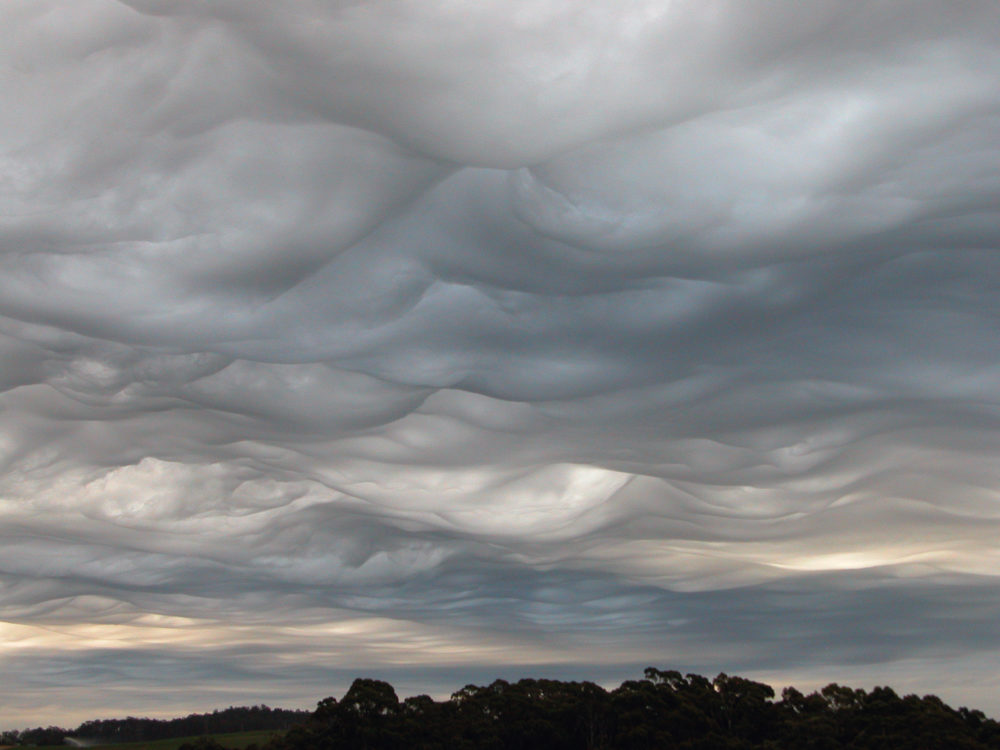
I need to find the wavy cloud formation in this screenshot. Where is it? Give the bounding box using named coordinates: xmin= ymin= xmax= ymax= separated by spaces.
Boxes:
xmin=2 ymin=0 xmax=1000 ymax=725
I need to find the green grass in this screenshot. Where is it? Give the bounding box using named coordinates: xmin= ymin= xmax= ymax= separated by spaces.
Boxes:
xmin=30 ymin=729 xmax=283 ymax=750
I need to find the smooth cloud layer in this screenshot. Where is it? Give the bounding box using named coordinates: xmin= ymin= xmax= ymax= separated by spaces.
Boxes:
xmin=2 ymin=0 xmax=1000 ymax=726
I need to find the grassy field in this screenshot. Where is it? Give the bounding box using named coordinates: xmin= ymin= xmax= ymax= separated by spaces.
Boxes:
xmin=30 ymin=729 xmax=282 ymax=750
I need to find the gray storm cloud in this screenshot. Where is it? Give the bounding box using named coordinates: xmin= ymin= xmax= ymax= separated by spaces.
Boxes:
xmin=2 ymin=0 xmax=1000 ymax=726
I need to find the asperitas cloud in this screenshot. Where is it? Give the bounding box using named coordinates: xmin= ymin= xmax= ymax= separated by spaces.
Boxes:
xmin=1 ymin=0 xmax=1000 ymax=725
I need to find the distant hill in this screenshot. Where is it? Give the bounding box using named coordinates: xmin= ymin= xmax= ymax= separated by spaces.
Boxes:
xmin=1 ymin=706 xmax=307 ymax=748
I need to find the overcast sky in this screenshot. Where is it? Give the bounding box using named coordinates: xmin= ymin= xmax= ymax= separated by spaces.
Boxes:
xmin=2 ymin=0 xmax=1000 ymax=728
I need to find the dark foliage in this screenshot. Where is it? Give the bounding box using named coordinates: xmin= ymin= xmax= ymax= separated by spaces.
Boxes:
xmin=0 ymin=727 xmax=70 ymax=747
xmin=266 ymin=669 xmax=1000 ymax=750
xmin=6 ymin=669 xmax=1000 ymax=749
xmin=1 ymin=705 xmax=307 ymax=746
xmin=73 ymin=705 xmax=307 ymax=745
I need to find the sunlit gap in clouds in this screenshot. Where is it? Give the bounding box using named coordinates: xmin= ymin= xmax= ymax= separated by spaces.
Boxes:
xmin=2 ymin=0 xmax=1000 ymax=727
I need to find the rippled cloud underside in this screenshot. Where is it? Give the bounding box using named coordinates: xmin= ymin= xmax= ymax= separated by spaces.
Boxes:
xmin=2 ymin=0 xmax=1000 ymax=725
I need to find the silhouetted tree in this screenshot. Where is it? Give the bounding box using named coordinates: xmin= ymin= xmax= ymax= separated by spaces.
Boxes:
xmin=17 ymin=668 xmax=1000 ymax=750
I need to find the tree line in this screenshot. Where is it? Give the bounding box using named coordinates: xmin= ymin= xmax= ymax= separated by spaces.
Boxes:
xmin=6 ymin=668 xmax=1000 ymax=749
xmin=261 ymin=668 xmax=1000 ymax=750
xmin=0 ymin=705 xmax=308 ymax=747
